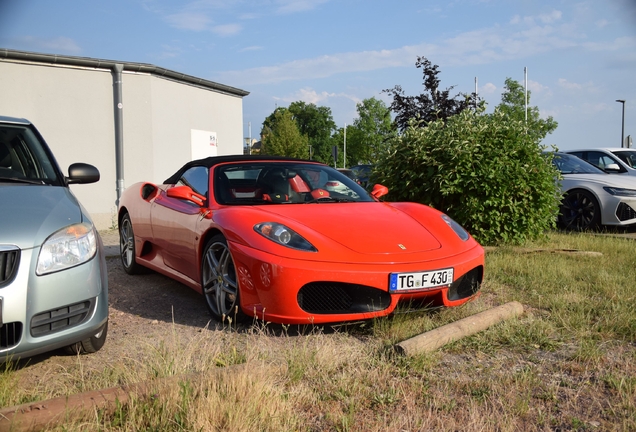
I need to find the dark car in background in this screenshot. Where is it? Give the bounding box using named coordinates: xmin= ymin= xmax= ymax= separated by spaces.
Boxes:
xmin=349 ymin=164 xmax=373 ymax=188
xmin=0 ymin=116 xmax=109 ymax=361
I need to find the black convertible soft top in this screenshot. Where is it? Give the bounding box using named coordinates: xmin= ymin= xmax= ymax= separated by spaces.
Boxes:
xmin=163 ymin=155 xmax=317 ymax=185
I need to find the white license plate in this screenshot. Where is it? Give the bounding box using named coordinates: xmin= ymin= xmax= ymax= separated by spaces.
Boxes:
xmin=389 ymin=268 xmax=454 ymax=292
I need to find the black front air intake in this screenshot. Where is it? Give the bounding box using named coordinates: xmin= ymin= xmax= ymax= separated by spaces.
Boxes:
xmin=0 ymin=248 xmax=19 ymax=287
xmin=31 ymin=299 xmax=96 ymax=337
xmin=0 ymin=322 xmax=22 ymax=349
xmin=616 ymin=202 xmax=636 ymax=222
xmin=297 ymin=283 xmax=392 ymax=314
xmin=447 ymin=266 xmax=483 ymax=301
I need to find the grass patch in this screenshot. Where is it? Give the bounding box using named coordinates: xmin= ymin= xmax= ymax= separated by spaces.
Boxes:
xmin=2 ymin=232 xmax=635 ymax=431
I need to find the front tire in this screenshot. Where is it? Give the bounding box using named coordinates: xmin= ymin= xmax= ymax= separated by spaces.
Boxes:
xmin=119 ymin=213 xmax=144 ymax=275
xmin=63 ymin=321 xmax=108 ymax=355
xmin=559 ymin=189 xmax=601 ymax=231
xmin=201 ymin=235 xmax=246 ymax=323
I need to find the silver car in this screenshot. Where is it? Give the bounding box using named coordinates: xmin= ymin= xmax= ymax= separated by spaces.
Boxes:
xmin=565 ymin=148 xmax=636 ymax=176
xmin=551 ymin=152 xmax=636 ymax=230
xmin=0 ymin=116 xmax=108 ymax=361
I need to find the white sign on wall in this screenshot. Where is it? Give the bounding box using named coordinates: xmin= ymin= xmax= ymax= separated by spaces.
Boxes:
xmin=190 ymin=129 xmax=218 ymax=160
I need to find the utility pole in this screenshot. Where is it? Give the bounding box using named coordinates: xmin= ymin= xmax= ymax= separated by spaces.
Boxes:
xmin=343 ymin=123 xmax=347 ymax=168
xmin=616 ymin=100 xmax=626 ymax=147
xmin=524 ymin=67 xmax=528 ymax=124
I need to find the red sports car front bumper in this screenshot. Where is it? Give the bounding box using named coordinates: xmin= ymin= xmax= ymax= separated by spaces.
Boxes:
xmin=229 ymin=241 xmax=485 ymax=325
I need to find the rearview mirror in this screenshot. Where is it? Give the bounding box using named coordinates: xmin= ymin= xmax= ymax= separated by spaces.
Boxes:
xmin=605 ymin=163 xmax=621 ymax=172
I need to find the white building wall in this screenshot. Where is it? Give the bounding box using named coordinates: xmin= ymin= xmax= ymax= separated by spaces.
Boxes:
xmin=0 ymin=59 xmax=246 ymax=230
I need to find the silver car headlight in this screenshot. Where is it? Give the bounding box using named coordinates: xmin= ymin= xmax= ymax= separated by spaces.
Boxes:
xmin=36 ymin=223 xmax=97 ymax=275
xmin=254 ymin=222 xmax=317 ymax=252
xmin=603 ymin=187 xmax=636 ymax=197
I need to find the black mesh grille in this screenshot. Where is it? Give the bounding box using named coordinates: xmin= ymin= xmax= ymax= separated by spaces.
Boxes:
xmin=0 ymin=322 xmax=22 ymax=349
xmin=297 ymin=283 xmax=391 ymax=314
xmin=447 ymin=266 xmax=483 ymax=301
xmin=616 ymin=202 xmax=636 ymax=222
xmin=31 ymin=299 xmax=95 ymax=337
xmin=0 ymin=248 xmax=20 ymax=287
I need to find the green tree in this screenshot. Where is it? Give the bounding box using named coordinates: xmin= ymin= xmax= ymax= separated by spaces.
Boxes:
xmin=495 ymin=77 xmax=558 ymax=142
xmin=260 ymin=110 xmax=308 ymax=159
xmin=261 ymin=102 xmax=337 ymax=162
xmin=373 ymin=109 xmax=561 ymax=245
xmin=287 ymin=101 xmax=337 ymax=163
xmin=347 ymin=97 xmax=395 ymax=165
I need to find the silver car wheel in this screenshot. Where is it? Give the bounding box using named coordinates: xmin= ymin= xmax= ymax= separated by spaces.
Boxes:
xmin=119 ymin=213 xmax=144 ymax=274
xmin=201 ymin=236 xmax=241 ymax=321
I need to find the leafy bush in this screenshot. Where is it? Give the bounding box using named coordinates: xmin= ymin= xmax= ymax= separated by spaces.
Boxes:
xmin=373 ymin=109 xmax=561 ymax=245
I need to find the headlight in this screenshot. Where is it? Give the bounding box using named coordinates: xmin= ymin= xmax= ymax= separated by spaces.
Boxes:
xmin=36 ymin=223 xmax=97 ymax=275
xmin=441 ymin=214 xmax=470 ymax=241
xmin=254 ymin=222 xmax=317 ymax=252
xmin=603 ymin=187 xmax=636 ymax=197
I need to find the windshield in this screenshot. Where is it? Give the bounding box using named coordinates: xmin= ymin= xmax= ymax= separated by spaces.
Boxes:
xmin=551 ymin=153 xmax=606 ymax=175
xmin=0 ymin=124 xmax=62 ymax=185
xmin=612 ymin=150 xmax=636 ymax=169
xmin=214 ymin=162 xmax=375 ymax=205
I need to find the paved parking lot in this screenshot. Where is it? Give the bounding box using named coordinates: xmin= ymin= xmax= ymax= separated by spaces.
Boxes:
xmin=100 ymin=229 xmax=119 ymax=257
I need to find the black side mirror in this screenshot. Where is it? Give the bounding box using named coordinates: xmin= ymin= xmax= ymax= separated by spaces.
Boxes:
xmin=67 ymin=163 xmax=100 ymax=184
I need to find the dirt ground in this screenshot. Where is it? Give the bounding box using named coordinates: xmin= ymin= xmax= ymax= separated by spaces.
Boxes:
xmin=13 ymin=228 xmax=636 ymax=395
xmin=14 ymin=229 xmax=221 ymax=386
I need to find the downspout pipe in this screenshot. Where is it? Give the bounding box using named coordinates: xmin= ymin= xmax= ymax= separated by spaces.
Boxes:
xmin=112 ymin=64 xmax=124 ymax=206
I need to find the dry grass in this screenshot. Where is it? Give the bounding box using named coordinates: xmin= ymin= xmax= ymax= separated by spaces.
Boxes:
xmin=1 ymin=231 xmax=635 ymax=431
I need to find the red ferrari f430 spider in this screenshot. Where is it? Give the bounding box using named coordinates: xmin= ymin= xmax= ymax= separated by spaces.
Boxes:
xmin=118 ymin=156 xmax=484 ymax=325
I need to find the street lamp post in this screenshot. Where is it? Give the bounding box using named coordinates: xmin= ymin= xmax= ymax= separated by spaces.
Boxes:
xmin=617 ymin=99 xmax=626 ymax=147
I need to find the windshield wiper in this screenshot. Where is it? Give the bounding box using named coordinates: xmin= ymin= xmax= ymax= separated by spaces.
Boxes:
xmin=0 ymin=177 xmax=49 ymax=185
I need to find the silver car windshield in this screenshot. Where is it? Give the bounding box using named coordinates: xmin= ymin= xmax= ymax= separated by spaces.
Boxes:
xmin=612 ymin=150 xmax=636 ymax=169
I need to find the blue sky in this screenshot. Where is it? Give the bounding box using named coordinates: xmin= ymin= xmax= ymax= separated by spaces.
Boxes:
xmin=1 ymin=0 xmax=635 ymax=150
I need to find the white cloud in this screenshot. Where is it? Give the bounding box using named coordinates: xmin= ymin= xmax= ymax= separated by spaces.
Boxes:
xmin=539 ymin=10 xmax=562 ymax=24
xmin=10 ymin=36 xmax=81 ymax=55
xmin=557 ymin=78 xmax=602 ymax=94
xmin=596 ymin=19 xmax=609 ymax=28
xmin=582 ymin=35 xmax=636 ymax=52
xmin=558 ymin=78 xmax=582 ymax=90
xmin=239 ymin=45 xmax=263 ymax=52
xmin=213 ymin=8 xmax=616 ymax=86
xmin=275 ymin=0 xmax=330 ymax=14
xmin=275 ymin=87 xmax=361 ymax=106
xmin=479 ymin=82 xmax=497 ymax=95
xmin=157 ymin=44 xmax=184 ymax=59
xmin=581 ymin=102 xmax=611 ymax=114
xmin=528 ymin=79 xmax=549 ymax=94
xmin=213 ymin=23 xmax=242 ymax=36
xmin=165 ymin=12 xmax=212 ymax=31
xmin=214 ymin=44 xmax=431 ymax=85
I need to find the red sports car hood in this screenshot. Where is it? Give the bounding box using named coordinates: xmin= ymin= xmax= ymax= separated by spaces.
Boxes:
xmin=254 ymin=203 xmax=441 ymax=254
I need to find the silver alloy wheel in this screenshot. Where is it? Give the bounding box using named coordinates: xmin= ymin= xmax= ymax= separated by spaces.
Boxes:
xmin=120 ymin=216 xmax=135 ymax=269
xmin=202 ymin=238 xmax=239 ymax=321
xmin=119 ymin=213 xmax=143 ymax=275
